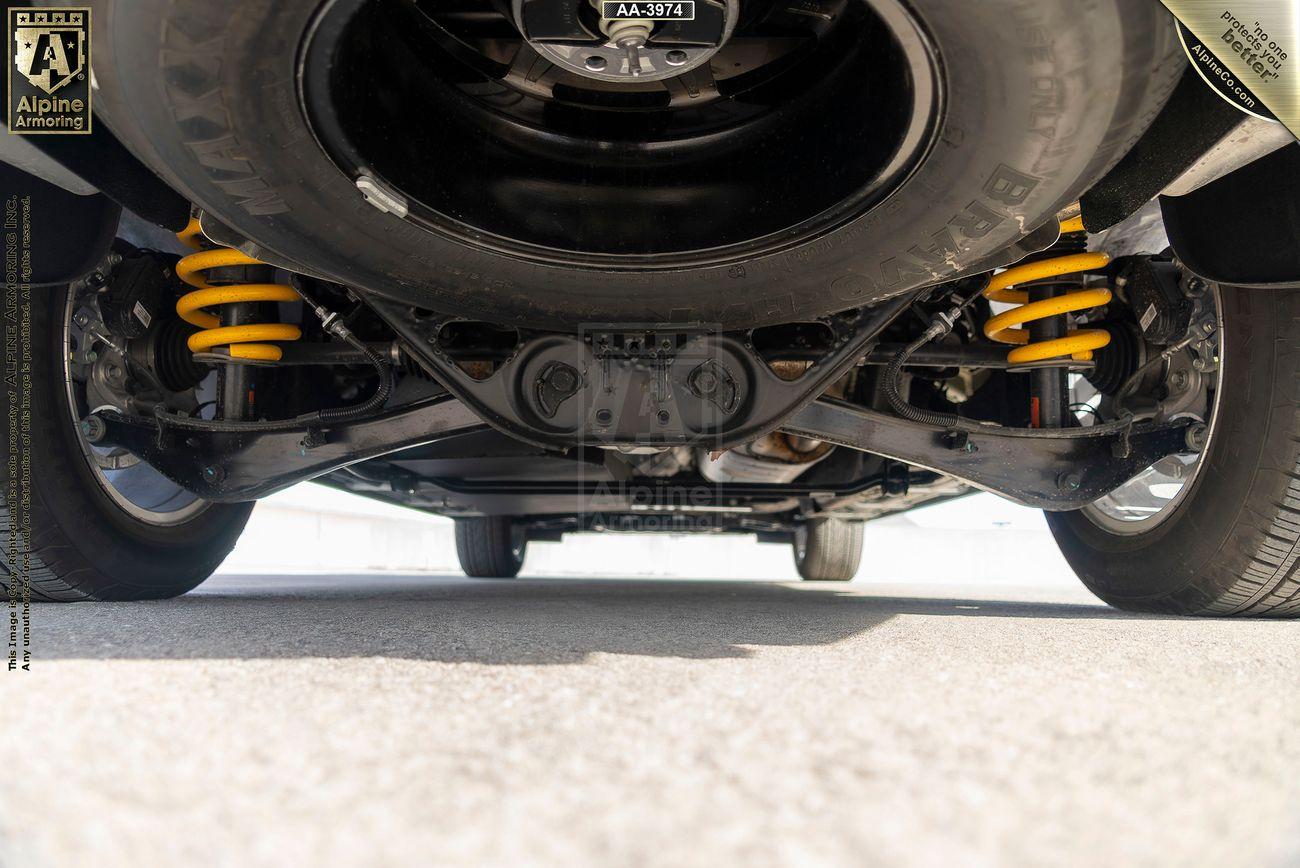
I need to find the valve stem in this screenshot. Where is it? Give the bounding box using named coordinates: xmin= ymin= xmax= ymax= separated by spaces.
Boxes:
xmin=596 ymin=7 xmax=653 ymax=77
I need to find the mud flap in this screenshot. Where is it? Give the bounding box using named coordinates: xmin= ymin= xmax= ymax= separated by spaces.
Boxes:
xmin=1160 ymin=144 xmax=1300 ymax=288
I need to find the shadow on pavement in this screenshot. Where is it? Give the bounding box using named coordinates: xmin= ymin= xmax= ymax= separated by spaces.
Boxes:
xmin=25 ymin=573 xmax=1176 ymax=663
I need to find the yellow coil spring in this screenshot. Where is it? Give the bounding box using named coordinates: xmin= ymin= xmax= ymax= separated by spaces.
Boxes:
xmin=175 ymin=217 xmax=301 ymax=362
xmin=982 ymin=216 xmax=1113 ymax=365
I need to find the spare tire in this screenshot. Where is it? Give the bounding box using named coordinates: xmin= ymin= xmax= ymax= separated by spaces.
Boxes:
xmin=89 ymin=0 xmax=1183 ymax=330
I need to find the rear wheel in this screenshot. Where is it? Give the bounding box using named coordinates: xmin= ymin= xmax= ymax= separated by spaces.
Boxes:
xmin=455 ymin=516 xmax=527 ymax=578
xmin=793 ymin=518 xmax=863 ymax=582
xmin=0 ymin=282 xmax=253 ymax=602
xmin=1048 ymin=285 xmax=1300 ymax=617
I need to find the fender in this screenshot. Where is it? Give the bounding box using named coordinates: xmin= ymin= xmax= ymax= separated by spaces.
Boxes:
xmin=1160 ymin=144 xmax=1300 ymax=288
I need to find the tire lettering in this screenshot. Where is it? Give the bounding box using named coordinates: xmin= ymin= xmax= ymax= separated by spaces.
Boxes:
xmin=160 ymin=19 xmax=290 ymax=216
xmin=983 ymin=164 xmax=1042 ymax=207
xmin=852 ymin=164 xmax=1043 ymax=294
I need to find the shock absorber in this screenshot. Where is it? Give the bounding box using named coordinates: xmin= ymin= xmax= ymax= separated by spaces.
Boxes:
xmin=982 ymin=216 xmax=1113 ymax=427
xmin=175 ymin=217 xmax=302 ymax=418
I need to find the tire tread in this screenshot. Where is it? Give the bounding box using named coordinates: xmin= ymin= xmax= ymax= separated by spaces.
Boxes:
xmin=454 ymin=517 xmax=524 ymax=578
xmin=795 ymin=519 xmax=863 ymax=582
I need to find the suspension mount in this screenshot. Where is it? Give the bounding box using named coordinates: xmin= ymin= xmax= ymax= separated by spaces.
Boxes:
xmin=366 ymin=294 xmax=917 ymax=453
xmin=89 ymin=392 xmax=1194 ymax=509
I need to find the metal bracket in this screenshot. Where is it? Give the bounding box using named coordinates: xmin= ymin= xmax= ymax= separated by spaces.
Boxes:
xmin=91 ymin=396 xmax=486 ymax=502
xmin=368 ymin=294 xmax=917 ymax=452
xmin=93 ymin=389 xmax=1192 ymax=510
xmin=781 ymin=400 xmax=1194 ymax=510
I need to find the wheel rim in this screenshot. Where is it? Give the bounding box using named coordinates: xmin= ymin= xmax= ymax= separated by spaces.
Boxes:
xmin=300 ymin=0 xmax=941 ymax=266
xmin=1078 ymin=287 xmax=1222 ymax=535
xmin=63 ymin=288 xmax=210 ymax=527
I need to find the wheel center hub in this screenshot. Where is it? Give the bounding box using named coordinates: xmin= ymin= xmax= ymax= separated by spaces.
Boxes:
xmin=512 ymin=0 xmax=738 ymax=83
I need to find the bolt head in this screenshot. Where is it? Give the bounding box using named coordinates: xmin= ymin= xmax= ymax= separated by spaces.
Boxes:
xmin=1057 ymin=470 xmax=1084 ymax=491
xmin=1185 ymin=422 xmax=1209 ymax=452
xmin=81 ymin=416 xmax=108 ymax=442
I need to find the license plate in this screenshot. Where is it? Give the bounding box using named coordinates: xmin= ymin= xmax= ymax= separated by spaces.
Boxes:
xmin=600 ymin=2 xmax=696 ymax=21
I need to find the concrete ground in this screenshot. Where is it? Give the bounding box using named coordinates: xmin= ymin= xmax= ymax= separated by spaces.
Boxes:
xmin=2 ymin=573 xmax=1298 ymax=868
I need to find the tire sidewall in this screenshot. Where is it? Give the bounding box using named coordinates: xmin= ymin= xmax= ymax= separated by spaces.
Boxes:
xmin=1047 ymin=285 xmax=1300 ymax=613
xmin=4 ymin=283 xmax=253 ymax=599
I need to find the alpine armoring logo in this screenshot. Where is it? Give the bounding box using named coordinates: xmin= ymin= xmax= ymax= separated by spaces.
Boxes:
xmin=7 ymin=7 xmax=92 ymax=135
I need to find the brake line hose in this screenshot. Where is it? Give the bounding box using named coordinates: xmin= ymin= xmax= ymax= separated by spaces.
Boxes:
xmin=882 ymin=308 xmax=964 ymax=429
xmin=882 ymin=304 xmax=1136 ymax=440
xmin=300 ymin=295 xmax=393 ymax=425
